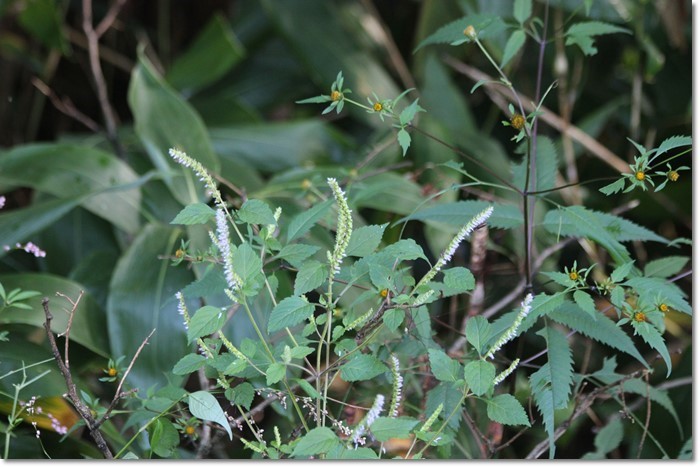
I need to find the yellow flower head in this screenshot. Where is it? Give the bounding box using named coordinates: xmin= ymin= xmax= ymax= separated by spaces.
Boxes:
xmin=107 ymin=367 xmax=117 ymax=377
xmin=668 ymin=171 xmax=679 ymax=182
xmin=379 ymin=288 xmax=389 ymax=298
xmin=658 ymin=303 xmax=669 ymax=313
xmin=635 ymin=170 xmax=645 ymax=181
xmin=510 ymin=114 xmax=526 ymax=131
xmin=463 ymin=25 xmax=476 ymax=39
xmin=373 ymin=102 xmax=383 ymax=112
xmin=331 ymin=90 xmax=342 ymax=102
xmin=175 ymin=248 xmax=185 ymax=259
xmin=185 ymin=425 xmax=196 ymax=436
xmin=633 ymin=311 xmax=646 ymax=323
xmin=568 ymin=271 xmax=579 ymax=281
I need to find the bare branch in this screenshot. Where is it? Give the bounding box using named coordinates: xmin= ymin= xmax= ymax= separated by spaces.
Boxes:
xmin=31 ymin=78 xmax=101 ymax=132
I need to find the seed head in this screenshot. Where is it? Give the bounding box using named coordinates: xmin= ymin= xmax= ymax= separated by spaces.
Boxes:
xmin=510 ymin=114 xmax=526 ymax=131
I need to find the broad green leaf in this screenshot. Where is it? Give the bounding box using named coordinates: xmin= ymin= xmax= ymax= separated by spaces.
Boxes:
xmin=148 ymin=418 xmax=179 ymax=458
xmin=181 ymin=267 xmax=227 ymax=299
xmin=128 ymin=50 xmax=219 ymax=206
xmin=166 ymin=14 xmax=245 ymax=93
xmin=518 ymin=292 xmax=567 ymax=334
xmin=643 ymin=256 xmax=689 ymax=279
xmin=226 ymin=382 xmax=255 ymax=410
xmin=340 ymin=354 xmax=387 ymax=382
xmin=346 ymin=224 xmax=387 ymax=257
xmin=187 ymin=305 xmax=226 ymax=341
xmin=290 ymin=346 xmax=314 ymax=360
xmin=188 ymin=390 xmax=232 ymax=440
xmin=513 ymin=0 xmax=532 ymax=24
xmin=464 ymin=360 xmax=495 ymax=396
xmin=397 ymin=128 xmax=411 ymax=156
xmin=0 ymin=144 xmax=142 ymax=234
xmin=624 ymin=277 xmax=691 ymax=315
xmin=565 ymin=21 xmax=631 ymax=55
xmin=573 ymin=290 xmax=598 ymax=320
xmin=268 ymin=296 xmax=315 ymax=333
xmin=399 ymin=99 xmax=424 ymax=126
xmin=381 ymin=239 xmax=428 ymax=262
xmin=415 ymin=14 xmax=507 ymax=51
xmin=238 ymin=199 xmax=276 ymax=225
xmin=611 ymin=260 xmax=636 ymax=283
xmin=353 ymin=173 xmax=424 ymax=217
xmin=286 ymin=199 xmax=333 ymax=242
xmin=17 ymin=0 xmax=69 ymax=53
xmin=232 ymin=242 xmax=264 ymax=294
xmin=266 ymin=362 xmax=287 ymax=385
xmin=401 ymin=200 xmax=522 ymax=229
xmin=465 ymin=316 xmax=492 ymax=355
xmin=0 ymin=273 xmax=108 ymax=357
xmin=370 ymin=417 xmax=419 ymax=441
xmin=512 ymin=136 xmax=558 ymax=192
xmin=172 ymin=353 xmax=206 ymax=375
xmin=276 ymin=244 xmax=321 ymax=268
xmin=383 ymin=308 xmax=404 ymax=332
xmin=107 ymin=224 xmax=194 ymax=391
xmin=170 ymin=203 xmax=216 ymax=225
xmin=425 ymin=382 xmax=464 ymax=429
xmin=292 ymin=427 xmax=339 ymax=457
xmin=501 ymin=30 xmax=526 ymax=68
xmin=441 ymin=267 xmax=475 ymax=297
xmin=486 ymin=394 xmax=530 ymax=426
xmin=326 ymin=446 xmax=378 ymax=459
xmin=632 ymin=321 xmax=671 ymax=377
xmin=548 ymin=302 xmax=647 ymax=367
xmin=428 ymin=348 xmax=463 ymax=383
xmin=296 ymin=378 xmax=321 ymax=399
xmin=582 ymin=418 xmax=623 ymax=459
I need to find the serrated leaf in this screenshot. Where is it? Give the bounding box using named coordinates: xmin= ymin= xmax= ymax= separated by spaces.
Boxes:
xmin=610 ymin=286 xmax=625 ymax=308
xmin=286 ymin=199 xmax=333 ymax=242
xmin=519 ymin=292 xmax=567 ymax=334
xmin=414 ymin=14 xmax=507 ymax=51
xmin=346 ymin=224 xmax=387 ymax=257
xmin=540 ymin=271 xmax=576 ymax=288
xmin=565 ymin=21 xmax=631 ymax=56
xmin=652 ymin=135 xmax=692 ymax=158
xmin=399 ymin=99 xmax=423 ymax=126
xmin=400 ymin=200 xmax=522 ymax=229
xmin=383 ymin=308 xmax=404 ymax=332
xmin=397 ymin=128 xmax=411 ymax=156
xmin=276 ymin=243 xmax=321 ymax=269
xmin=291 ymin=346 xmax=314 ymax=360
xmin=573 ymin=290 xmax=598 ymax=320
xmin=266 ymin=362 xmax=287 ymax=385
xmin=292 ymin=427 xmax=339 ymax=457
xmin=226 ymin=382 xmax=255 ymax=410
xmin=486 ymin=394 xmax=530 ymax=426
xmin=513 ymin=0 xmax=532 ymax=24
xmin=232 ymin=242 xmax=263 ymax=284
xmin=294 ymin=260 xmax=326 ymax=296
xmin=441 ymin=267 xmax=475 ymax=297
xmin=464 ymin=360 xmax=495 ymax=396
xmin=188 ymin=391 xmax=232 ymax=440
xmin=537 ymin=326 xmax=574 ymax=409
xmin=428 ymin=349 xmax=463 ymax=383
xmin=425 ymin=382 xmax=464 ymax=429
xmin=599 ymin=178 xmax=626 ymax=196
xmin=632 ymin=322 xmax=671 ymax=377
xmin=643 ymin=256 xmax=689 ymax=278
xmin=238 ymin=199 xmax=276 ymax=225
xmin=172 ymin=353 xmax=207 ymax=375
xmin=370 ymin=417 xmax=419 ymax=441
xmin=326 ymin=446 xmax=378 ymax=459
xmin=501 ymin=30 xmax=526 ymax=68
xmin=465 ymin=316 xmax=492 ymax=355
xmin=611 ymin=260 xmax=636 ymax=283
xmin=268 ymin=296 xmax=315 ymax=333
xmin=381 ymin=239 xmax=427 ymax=261
xmin=187 ymin=306 xmax=226 ymax=341
xmin=548 ymin=302 xmax=647 ymax=367
xmin=170 ymin=203 xmax=216 ymax=225
xmin=624 ymin=277 xmax=691 ymax=315
xmin=340 ymin=354 xmax=387 ymax=382
xmin=582 ymin=418 xmax=623 ymax=458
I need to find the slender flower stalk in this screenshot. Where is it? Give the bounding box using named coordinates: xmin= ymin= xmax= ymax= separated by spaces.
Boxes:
xmin=389 ymin=355 xmax=403 ymax=418
xmin=485 ymin=294 xmax=533 ymax=359
xmin=420 ymin=403 xmax=443 ymax=432
xmin=414 ymin=206 xmax=493 ymax=291
xmin=351 ymin=394 xmax=385 ymax=447
xmin=493 ymin=358 xmax=520 ymax=387
xmin=326 ymin=178 xmax=353 ymax=277
xmin=216 ymin=208 xmax=239 ymax=293
xmin=176 ymin=292 xmax=190 ymax=330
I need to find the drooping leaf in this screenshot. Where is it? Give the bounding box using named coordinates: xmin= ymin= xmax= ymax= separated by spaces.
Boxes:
xmin=537 ymin=326 xmax=574 ymax=409
xmin=485 ymin=394 xmax=530 ymax=426
xmin=428 ymin=348 xmax=463 ymax=383
xmin=631 ymin=321 xmax=672 ymax=377
xmin=414 ymin=14 xmax=507 ymax=51
xmin=652 ymin=135 xmax=692 ymax=159
xmin=188 ymin=391 xmax=232 ymax=440
xmin=573 ymin=290 xmax=598 ymax=320
xmin=340 ymin=354 xmax=387 ymax=382
xmin=268 ymin=296 xmax=315 ymax=333
xmin=397 ymin=128 xmax=411 ymax=156
xmin=565 ymin=21 xmax=631 ymax=56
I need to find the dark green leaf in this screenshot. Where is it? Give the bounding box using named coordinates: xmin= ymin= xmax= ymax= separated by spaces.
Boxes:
xmin=172 ymin=353 xmax=207 ymax=375
xmin=512 ymin=136 xmax=558 ymax=192
xmin=465 ymin=316 xmax=492 ymax=355
xmin=188 ymin=305 xmax=226 ymax=341
xmin=464 ymin=360 xmax=495 ymax=396
xmin=238 ymin=199 xmax=276 ymax=225
xmin=18 ymin=0 xmax=70 ymax=53
xmin=266 ymin=362 xmax=287 ymax=385
xmin=632 ymin=322 xmax=671 ymax=377
xmin=383 ymin=308 xmax=404 ymax=332
xmin=573 ymin=290 xmax=598 ymax=320
xmin=611 ymin=260 xmax=636 ymax=283
xmin=292 ymin=427 xmax=339 ymax=457
xmin=170 ymin=203 xmax=216 ymax=225
xmin=346 ymin=224 xmax=387 ymax=257
xmin=276 ymin=244 xmax=321 ymax=268
xmin=370 ymin=417 xmax=419 ymax=441
xmin=486 ymin=394 xmax=530 ymax=426
xmin=565 ymin=21 xmax=631 ymax=56
xmin=268 ymin=296 xmax=315 ymax=333
xmin=441 ymin=267 xmax=475 ymax=297
xmin=624 ymin=277 xmax=691 ymax=315
xmin=340 ymin=354 xmax=387 ymax=382
xmin=428 ymin=348 xmax=463 ymax=383
xmin=148 ymin=418 xmax=179 ymax=458
xmin=425 ymin=382 xmax=464 ymax=429
xmin=286 ymin=199 xmax=334 ymax=242
xmin=226 ymin=382 xmax=255 ymax=411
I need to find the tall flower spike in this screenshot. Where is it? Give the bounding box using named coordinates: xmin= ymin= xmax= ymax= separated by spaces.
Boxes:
xmin=176 ymin=292 xmax=190 ymax=330
xmin=351 ymin=394 xmax=385 ymax=448
xmin=168 ymin=148 xmax=226 ymax=210
xmin=416 ymin=206 xmax=493 ymax=290
xmin=389 ymin=354 xmax=403 ymax=418
xmin=493 ymin=358 xmax=520 ymax=387
xmin=326 ymin=178 xmax=353 ymax=277
xmin=216 ymin=208 xmax=239 ymax=292
xmin=485 ymin=293 xmax=533 ymax=359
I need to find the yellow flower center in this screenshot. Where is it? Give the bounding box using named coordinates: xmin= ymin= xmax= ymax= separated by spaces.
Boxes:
xmin=668 ymin=171 xmax=679 ymax=182
xmin=175 ymin=249 xmax=185 ymax=259
xmin=108 ymin=367 xmax=117 ymax=377
xmin=331 ymin=90 xmax=342 ymax=102
xmin=510 ymin=114 xmax=525 ymax=131
xmin=463 ymin=25 xmax=476 ymax=39
xmin=373 ymin=102 xmax=383 ymax=112
xmin=635 ymin=171 xmax=645 ymax=181
xmin=185 ymin=426 xmax=196 ymax=436
xmin=658 ymin=303 xmax=669 ymax=313
xmin=568 ymin=271 xmax=579 ymax=281
xmin=633 ymin=311 xmax=646 ymax=322
xmin=379 ymin=288 xmax=389 ymax=298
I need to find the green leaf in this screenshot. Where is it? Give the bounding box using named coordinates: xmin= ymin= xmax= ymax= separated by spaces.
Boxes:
xmin=238 ymin=199 xmax=276 ymax=225
xmin=188 ymin=305 xmax=226 ymax=341
xmin=294 ymin=260 xmax=326 ymax=296
xmin=381 ymin=239 xmax=428 ymax=262
xmin=268 ymin=296 xmax=315 ymax=333
xmin=519 ymin=292 xmax=567 ymax=334
xmin=565 ymin=21 xmax=631 ymax=56
xmin=266 ymin=362 xmax=287 ymax=385
xmin=170 ymin=203 xmax=216 ymax=225
xmin=17 ymin=0 xmax=70 ymax=53
xmin=172 ymin=353 xmax=207 ymax=375
xmin=292 ymin=427 xmax=340 ymax=457
xmin=512 ymin=136 xmax=558 ymax=192
xmin=399 ymin=99 xmax=424 ymax=126
xmin=653 ymin=135 xmax=692 ymax=158
xmin=128 ymin=50 xmax=219 ymax=206
xmin=346 ymin=224 xmax=387 ymax=257
xmin=620 ymin=380 xmax=682 ymax=435
xmin=486 ymin=394 xmax=530 ymax=426
xmin=340 ymin=354 xmax=387 ymax=382
xmin=370 ymin=417 xmax=419 ymax=441
xmin=188 ymin=390 xmax=232 ymax=440
xmin=166 ymin=14 xmax=245 ymax=93
xmin=548 ymin=302 xmax=648 ymax=367
xmin=232 ymin=242 xmax=263 ymax=292
xmin=226 ymin=382 xmax=255 ymax=411
xmin=296 ymin=95 xmax=331 ymax=104
xmin=353 ymin=173 xmax=425 ymax=217
xmin=611 ymin=260 xmax=636 ymax=283
xmin=326 ymin=446 xmax=378 ymax=459
xmin=582 ymin=418 xmax=624 ymax=459
xmin=425 ymin=382 xmax=464 ymax=429
xmin=401 ymin=200 xmax=522 ymax=229
xmin=397 ymin=128 xmax=411 ymax=156
xmin=276 ymin=244 xmax=321 ymax=269
xmin=290 ymin=346 xmax=314 ymax=360
xmin=414 ymin=14 xmax=507 ymax=51
xmin=624 ymin=277 xmax=691 ymax=315
xmin=599 ymin=178 xmax=626 ymax=196
xmin=0 ymin=143 xmax=142 ymax=234
xmin=148 ymin=418 xmax=180 ymax=458
xmin=643 ymin=256 xmax=689 ymax=278
xmin=513 ymin=0 xmax=532 ymax=24
xmin=465 ymin=316 xmax=492 ymax=355
xmin=441 ymin=267 xmax=475 ymax=297
xmin=540 ymin=271 xmax=576 ymax=288
xmin=573 ymin=290 xmax=598 ymax=320
xmin=383 ymin=308 xmax=404 ymax=332
xmin=296 ymin=378 xmax=321 ymax=399
xmin=286 ymin=199 xmax=334 ymax=242
xmin=464 ymin=360 xmax=495 ymax=396
xmin=501 ymin=30 xmax=526 ymax=68
xmin=632 ymin=322 xmax=672 ymax=377
xmin=428 ymin=349 xmax=463 ymax=383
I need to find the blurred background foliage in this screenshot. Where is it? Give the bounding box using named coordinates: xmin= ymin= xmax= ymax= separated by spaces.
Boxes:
xmin=0 ymin=0 xmax=691 ymax=459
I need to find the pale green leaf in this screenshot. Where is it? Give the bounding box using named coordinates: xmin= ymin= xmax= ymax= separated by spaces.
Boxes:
xmin=632 ymin=321 xmax=671 ymax=377
xmin=624 ymin=277 xmax=691 ymax=315
xmin=397 ymin=128 xmax=411 ymax=156
xmin=653 ymin=135 xmax=692 ymax=158
xmin=266 ymin=362 xmax=286 ymax=385
xmin=187 ymin=305 xmax=226 ymax=341
xmin=400 ymin=200 xmax=522 ymax=229
xmin=501 ymin=30 xmax=526 ymax=67
xmin=268 ymin=296 xmax=315 ymax=333
xmin=611 ymin=260 xmax=636 ymax=283
xmin=340 ymin=354 xmax=387 ymax=382
xmin=486 ymin=394 xmax=530 ymax=426
xmin=643 ymin=256 xmax=689 ymax=279
xmin=294 ymin=260 xmax=326 ymax=296
xmin=512 ymin=136 xmax=558 ymax=192
xmin=599 ymin=178 xmax=626 ymax=196
xmin=383 ymin=308 xmax=404 ymax=332
xmin=292 ymin=427 xmax=339 ymax=457
xmin=370 ymin=417 xmax=419 ymax=441
xmin=170 ymin=203 xmax=216 ymax=225
xmin=513 ymin=0 xmax=532 ymax=24
xmin=346 ymin=224 xmax=387 ymax=257
xmin=188 ymin=391 xmax=232 ymax=440
xmin=238 ymin=199 xmax=276 ymax=225
xmin=464 ymin=360 xmax=495 ymax=396
xmin=428 ymin=348 xmax=463 ymax=383
xmin=573 ymin=290 xmax=598 ymax=320
xmin=414 ymin=14 xmax=507 ymax=51
xmin=172 ymin=353 xmax=206 ymax=375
